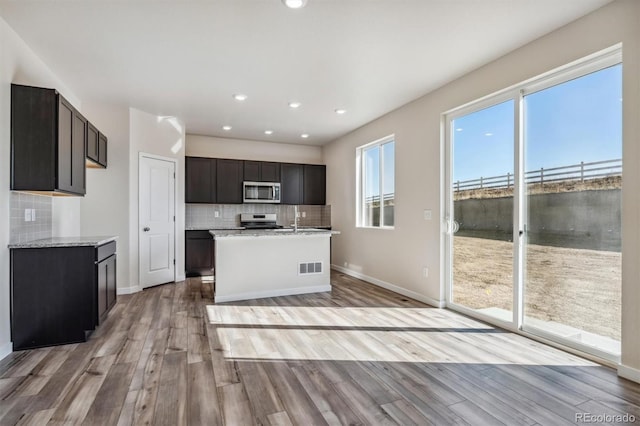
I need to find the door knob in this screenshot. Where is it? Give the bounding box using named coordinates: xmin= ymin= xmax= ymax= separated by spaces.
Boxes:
xmin=143 ymin=227 xmax=150 ymax=232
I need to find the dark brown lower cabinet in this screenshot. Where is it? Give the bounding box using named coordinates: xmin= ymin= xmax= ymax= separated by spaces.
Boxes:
xmin=10 ymin=241 xmax=117 ymax=351
xmin=185 ymin=230 xmax=214 ymax=277
xmin=97 ymin=242 xmax=117 ymax=324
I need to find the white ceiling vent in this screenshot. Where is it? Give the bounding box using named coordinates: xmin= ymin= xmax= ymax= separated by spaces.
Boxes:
xmin=299 ymin=261 xmax=323 ymax=275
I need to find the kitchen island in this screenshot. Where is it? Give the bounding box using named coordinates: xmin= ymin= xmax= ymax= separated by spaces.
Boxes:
xmin=210 ymin=229 xmax=337 ymax=303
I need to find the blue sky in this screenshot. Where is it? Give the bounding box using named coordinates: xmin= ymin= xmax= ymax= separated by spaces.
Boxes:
xmin=453 ymin=64 xmax=622 ymax=183
xmin=364 ymin=141 xmax=395 ymax=198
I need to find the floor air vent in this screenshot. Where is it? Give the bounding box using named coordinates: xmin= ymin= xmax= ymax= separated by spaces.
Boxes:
xmin=299 ymin=261 xmax=323 ymax=275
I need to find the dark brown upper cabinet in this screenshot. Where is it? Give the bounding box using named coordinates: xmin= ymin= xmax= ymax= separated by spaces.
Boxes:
xmin=244 ymin=161 xmax=281 ymax=182
xmin=281 ymin=163 xmax=304 ymax=205
xmin=11 ymin=84 xmax=86 ymax=196
xmin=303 ymin=164 xmax=326 ymax=205
xmin=186 ymin=156 xmax=216 ymax=203
xmin=86 ymin=121 xmax=108 ymax=169
xmin=216 ymin=159 xmax=243 ymax=204
xmin=185 ymin=156 xmax=327 ymax=205
xmin=98 ymin=133 xmax=108 ymax=167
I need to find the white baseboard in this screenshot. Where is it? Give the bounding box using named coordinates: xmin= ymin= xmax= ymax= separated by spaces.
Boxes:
xmin=618 ymin=364 xmax=640 ymax=384
xmin=331 ymin=265 xmax=445 ymax=308
xmin=0 ymin=341 xmax=12 ymax=362
xmin=215 ymin=285 xmax=332 ymax=303
xmin=117 ymin=285 xmax=140 ymax=295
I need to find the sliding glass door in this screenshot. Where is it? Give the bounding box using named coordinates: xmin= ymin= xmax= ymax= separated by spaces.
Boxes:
xmin=522 ymin=63 xmax=622 ymax=356
xmin=449 ymin=100 xmax=515 ymax=323
xmin=445 ymin=48 xmax=622 ymax=359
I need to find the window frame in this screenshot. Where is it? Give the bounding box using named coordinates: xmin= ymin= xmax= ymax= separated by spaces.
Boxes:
xmin=356 ymin=134 xmax=395 ymax=229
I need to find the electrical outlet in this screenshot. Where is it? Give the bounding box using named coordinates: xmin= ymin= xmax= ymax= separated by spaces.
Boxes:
xmin=214 ymin=210 xmax=220 ymax=218
xmin=344 ymin=261 xmax=348 ymax=267
xmin=423 ymin=209 xmax=432 ymax=220
xmin=30 ymin=209 xmax=36 ymax=221
xmin=302 ymin=211 xmax=306 ymax=218
xmin=423 ymin=267 xmax=429 ymax=278
xmin=24 ymin=209 xmax=32 ymax=222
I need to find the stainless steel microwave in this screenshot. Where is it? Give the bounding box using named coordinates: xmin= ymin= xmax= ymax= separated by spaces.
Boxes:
xmin=243 ymin=181 xmax=281 ymax=203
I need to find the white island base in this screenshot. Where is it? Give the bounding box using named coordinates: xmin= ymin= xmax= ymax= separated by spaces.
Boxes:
xmin=212 ymin=231 xmax=333 ymax=303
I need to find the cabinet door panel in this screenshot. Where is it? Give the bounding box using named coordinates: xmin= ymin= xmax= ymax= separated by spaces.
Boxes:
xmin=71 ymin=110 xmax=87 ymax=194
xmin=97 ymin=259 xmax=107 ymax=321
xmin=106 ymin=255 xmax=117 ymax=310
xmin=261 ymin=162 xmax=280 ymax=182
xmin=186 ymin=157 xmax=216 ymax=203
xmin=87 ymin=122 xmax=99 ymax=163
xmin=243 ymin=161 xmax=261 ymax=182
xmin=303 ymin=165 xmax=326 ymax=205
xmin=98 ymin=133 xmax=108 ymax=167
xmin=281 ymin=163 xmax=303 ymax=205
xmin=216 ymin=159 xmax=243 ymax=203
xmin=57 ymin=98 xmax=74 ymax=192
xmin=185 ymin=233 xmax=214 ymax=276
xmin=11 ymin=84 xmax=57 ymax=191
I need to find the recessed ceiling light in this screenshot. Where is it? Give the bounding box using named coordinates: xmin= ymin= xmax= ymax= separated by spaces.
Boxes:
xmin=264 ymin=130 xmax=274 ymax=135
xmin=456 ymin=128 xmax=463 ymax=132
xmin=288 ymin=101 xmax=301 ymax=109
xmin=233 ymin=94 xmax=248 ymax=101
xmin=222 ymin=125 xmax=232 ymax=131
xmin=282 ymin=0 xmax=307 ymax=9
xmin=301 ymin=133 xmax=309 ymax=139
xmin=334 ymin=108 xmax=347 ymax=115
xmin=485 ymin=132 xmax=493 ymax=136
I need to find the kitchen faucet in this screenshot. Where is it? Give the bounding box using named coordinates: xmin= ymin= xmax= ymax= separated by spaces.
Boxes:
xmin=293 ymin=205 xmax=299 ymax=232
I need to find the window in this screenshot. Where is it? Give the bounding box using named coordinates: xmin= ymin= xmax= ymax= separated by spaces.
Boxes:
xmin=357 ymin=135 xmax=395 ymax=228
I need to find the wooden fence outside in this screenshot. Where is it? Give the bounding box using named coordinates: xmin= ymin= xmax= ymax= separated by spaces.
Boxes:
xmin=454 ymin=158 xmax=622 ymax=192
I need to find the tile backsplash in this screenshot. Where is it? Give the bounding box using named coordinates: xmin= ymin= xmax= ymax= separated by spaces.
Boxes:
xmin=10 ymin=192 xmax=53 ymax=243
xmin=186 ymin=204 xmax=331 ymax=229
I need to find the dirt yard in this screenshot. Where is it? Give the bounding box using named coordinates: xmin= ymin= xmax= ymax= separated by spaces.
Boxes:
xmin=453 ymin=235 xmax=621 ymax=341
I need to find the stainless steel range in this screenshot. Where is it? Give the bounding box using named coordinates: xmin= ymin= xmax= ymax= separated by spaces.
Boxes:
xmin=240 ymin=213 xmax=284 ymax=230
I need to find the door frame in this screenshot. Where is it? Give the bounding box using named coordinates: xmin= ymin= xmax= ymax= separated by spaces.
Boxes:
xmin=138 ymin=152 xmax=177 ymax=288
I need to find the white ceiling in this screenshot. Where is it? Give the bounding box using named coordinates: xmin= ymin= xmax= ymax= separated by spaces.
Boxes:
xmin=0 ymin=0 xmax=611 ymax=145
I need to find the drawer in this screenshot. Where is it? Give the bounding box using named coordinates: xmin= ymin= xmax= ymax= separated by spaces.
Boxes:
xmin=97 ymin=241 xmax=116 ymax=262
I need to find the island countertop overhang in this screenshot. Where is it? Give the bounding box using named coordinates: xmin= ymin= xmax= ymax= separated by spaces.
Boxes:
xmin=209 ymin=229 xmax=339 ymax=239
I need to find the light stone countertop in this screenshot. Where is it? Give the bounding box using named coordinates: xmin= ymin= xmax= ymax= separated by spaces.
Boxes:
xmin=8 ymin=236 xmax=118 ymax=249
xmin=210 ymin=229 xmax=339 ymax=238
xmin=185 ymin=226 xmax=246 ymax=231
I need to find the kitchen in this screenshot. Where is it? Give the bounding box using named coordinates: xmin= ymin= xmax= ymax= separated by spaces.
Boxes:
xmin=2 ymin=1 xmax=640 ymax=424
xmin=184 ymin=157 xmax=337 ymax=303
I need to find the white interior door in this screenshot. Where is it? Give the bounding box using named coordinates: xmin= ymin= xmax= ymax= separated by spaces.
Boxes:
xmin=139 ymin=154 xmax=175 ymax=288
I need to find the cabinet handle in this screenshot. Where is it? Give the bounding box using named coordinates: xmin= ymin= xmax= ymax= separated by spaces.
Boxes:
xmin=143 ymin=227 xmax=150 ymax=232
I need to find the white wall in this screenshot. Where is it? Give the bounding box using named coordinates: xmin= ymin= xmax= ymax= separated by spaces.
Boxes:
xmin=324 ymin=0 xmax=640 ymax=378
xmin=52 ymin=198 xmax=82 ymax=237
xmin=0 ymin=16 xmax=81 ymax=359
xmin=129 ymin=109 xmax=186 ymax=290
xmin=187 ymin=134 xmax=323 ymax=164
xmin=80 ymin=103 xmax=131 ymax=291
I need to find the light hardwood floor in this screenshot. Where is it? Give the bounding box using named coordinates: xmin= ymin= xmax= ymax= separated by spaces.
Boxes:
xmin=1 ymin=271 xmax=639 ymax=425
